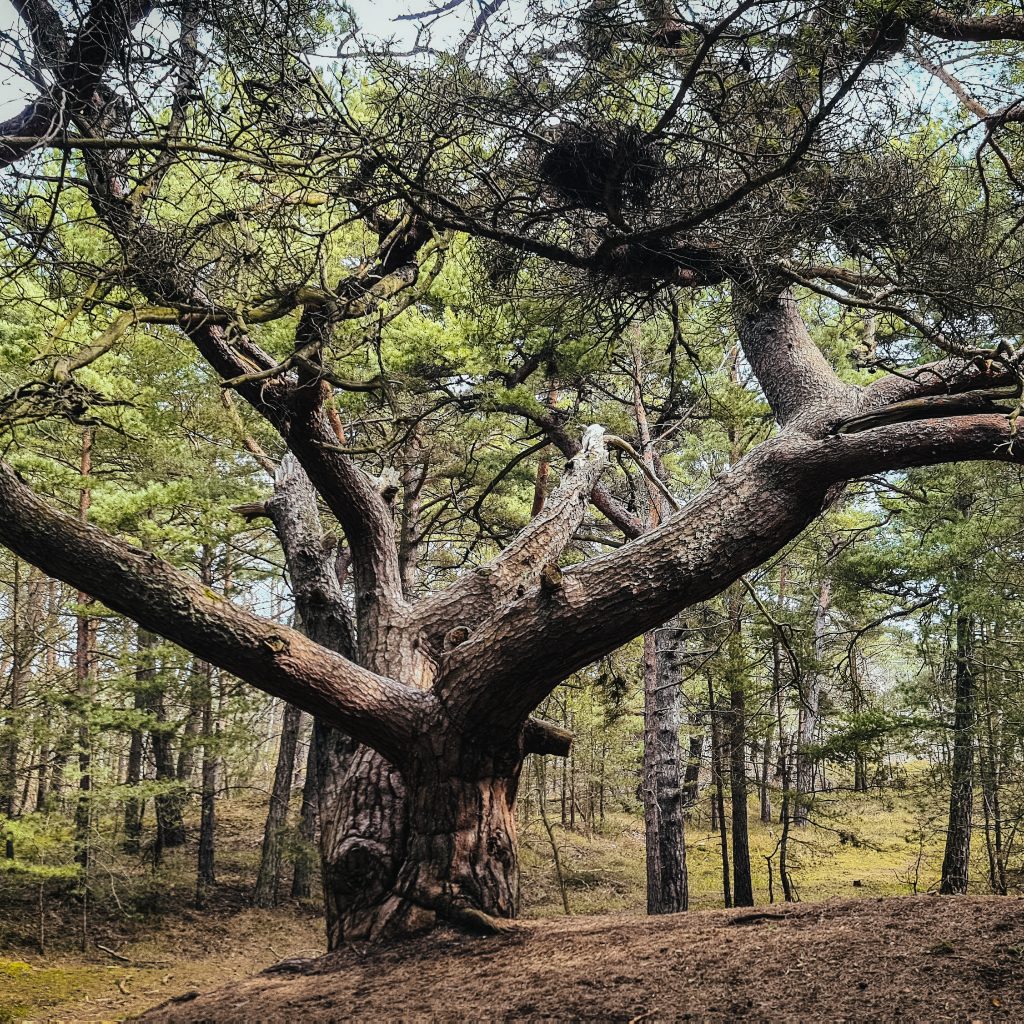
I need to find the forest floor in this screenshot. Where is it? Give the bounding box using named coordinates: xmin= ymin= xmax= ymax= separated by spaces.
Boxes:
xmin=141 ymin=894 xmax=1024 ymax=1023
xmin=0 ymin=781 xmax=1010 ymax=1021
xmin=0 ymin=903 xmax=324 ymax=1023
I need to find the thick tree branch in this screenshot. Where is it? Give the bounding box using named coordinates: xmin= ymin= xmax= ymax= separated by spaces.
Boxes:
xmin=522 ymin=718 xmax=573 ymax=757
xmin=412 ymin=425 xmax=610 ymax=645
xmin=264 ymin=455 xmax=357 ymax=656
xmin=841 ymin=357 xmax=1022 ymax=433
xmin=913 ymin=10 xmax=1024 ymax=43
xmin=439 ymin=410 xmax=1024 ymax=734
xmin=93 ymin=209 xmax=409 ymax=622
xmin=0 ymin=459 xmax=425 ymax=765
xmin=733 ymin=284 xmax=858 ymax=431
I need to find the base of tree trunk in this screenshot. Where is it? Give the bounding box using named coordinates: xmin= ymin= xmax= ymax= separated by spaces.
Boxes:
xmin=317 ymin=729 xmax=522 ymax=945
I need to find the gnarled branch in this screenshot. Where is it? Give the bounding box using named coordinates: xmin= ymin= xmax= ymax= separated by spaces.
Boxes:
xmin=412 ymin=425 xmax=610 ymax=647
xmin=732 ymin=284 xmax=858 ymax=431
xmin=0 ymin=459 xmax=424 ymax=765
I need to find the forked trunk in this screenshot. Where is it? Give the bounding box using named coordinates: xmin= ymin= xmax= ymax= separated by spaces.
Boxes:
xmin=317 ymin=725 xmax=522 ymax=946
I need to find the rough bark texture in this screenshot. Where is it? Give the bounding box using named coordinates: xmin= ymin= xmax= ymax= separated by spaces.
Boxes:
xmin=794 ymin=577 xmax=830 ymax=827
xmin=643 ymin=627 xmax=688 ymax=914
xmin=940 ymin=612 xmax=976 ymax=895
xmin=255 ymin=702 xmax=303 ymax=908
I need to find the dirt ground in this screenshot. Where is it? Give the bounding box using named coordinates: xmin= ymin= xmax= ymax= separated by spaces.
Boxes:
xmin=0 ymin=901 xmax=325 ymax=1022
xmin=140 ymin=894 xmax=1024 ymax=1023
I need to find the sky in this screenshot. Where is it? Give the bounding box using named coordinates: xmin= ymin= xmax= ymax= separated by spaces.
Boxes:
xmin=0 ymin=0 xmax=473 ymax=119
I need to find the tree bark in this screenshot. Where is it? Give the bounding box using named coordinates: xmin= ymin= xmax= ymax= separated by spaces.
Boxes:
xmin=196 ymin=658 xmax=217 ymax=907
xmin=634 ymin=355 xmax=688 ymax=915
xmin=291 ymin=721 xmax=318 ymax=899
xmin=795 ymin=577 xmax=830 ymax=826
xmin=850 ymin=646 xmax=869 ymax=793
xmin=255 ymin=701 xmax=303 ymax=907
xmin=73 ymin=428 xmax=94 ymax=871
xmin=123 ymin=625 xmax=151 ymax=853
xmin=152 ymin=648 xmax=186 ymax=854
xmin=759 ymin=734 xmax=774 ymax=825
xmin=3 ymin=560 xmax=40 ymax=855
xmin=940 ymin=611 xmax=976 ymax=895
xmin=643 ymin=628 xmax=688 ymax=914
xmin=708 ymin=674 xmax=732 ymax=908
xmin=727 ymin=593 xmax=754 ymax=906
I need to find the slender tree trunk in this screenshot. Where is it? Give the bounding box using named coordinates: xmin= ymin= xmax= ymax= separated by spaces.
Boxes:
xmin=682 ymin=719 xmax=704 ymax=809
xmin=850 ymin=646 xmax=869 ymax=793
xmin=291 ymin=720 xmax=318 ymax=899
xmin=642 ymin=635 xmax=662 ymax=908
xmin=148 ymin=631 xmax=186 ymax=855
xmin=34 ymin=741 xmax=50 ymax=813
xmin=795 ymin=577 xmax=830 ymax=826
xmin=643 ymin=628 xmax=688 ymax=913
xmin=634 ymin=352 xmax=687 ymax=914
xmin=3 ymin=560 xmax=21 ymax=824
xmin=254 ymin=702 xmax=303 ymax=907
xmin=73 ymin=429 xmax=94 ymax=871
xmin=196 ymin=658 xmax=217 ymax=907
xmin=979 ymin=639 xmax=1006 ymax=895
xmin=727 ymin=593 xmax=753 ymax=906
xmin=940 ymin=611 xmax=976 ymax=895
xmin=196 ymin=545 xmax=222 ymax=905
xmin=779 ymin=742 xmax=795 ymax=902
xmin=4 ymin=560 xmax=25 ymax=856
xmin=708 ymin=674 xmax=731 ymax=908
xmin=759 ymin=733 xmax=773 ymax=824
xmin=176 ymin=688 xmax=202 ymax=785
xmin=123 ymin=625 xmax=152 ymax=853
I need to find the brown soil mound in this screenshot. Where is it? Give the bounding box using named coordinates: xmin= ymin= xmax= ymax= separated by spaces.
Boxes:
xmin=141 ymin=895 xmax=1024 ymax=1022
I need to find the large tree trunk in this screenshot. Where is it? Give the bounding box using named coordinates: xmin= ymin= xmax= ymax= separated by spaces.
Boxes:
xmin=317 ymin=724 xmax=523 ymax=944
xmin=940 ymin=611 xmax=976 ymax=895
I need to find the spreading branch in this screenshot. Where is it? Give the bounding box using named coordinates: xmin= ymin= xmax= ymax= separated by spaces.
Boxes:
xmin=439 ymin=406 xmax=1024 ymax=735
xmin=411 ymin=425 xmax=610 ymax=646
xmin=733 ymin=284 xmax=858 ymax=431
xmin=0 ymin=459 xmax=424 ymax=765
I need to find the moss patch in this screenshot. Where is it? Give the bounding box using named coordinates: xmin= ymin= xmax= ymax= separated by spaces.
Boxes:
xmin=0 ymin=958 xmax=124 ymax=1021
